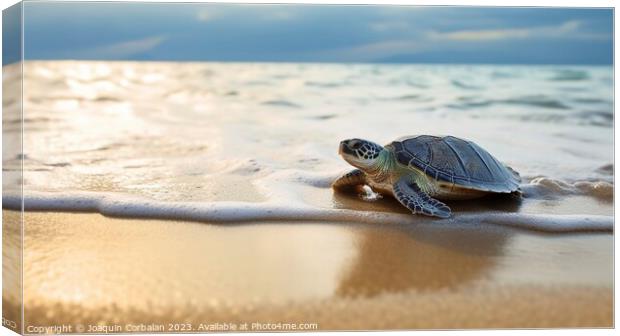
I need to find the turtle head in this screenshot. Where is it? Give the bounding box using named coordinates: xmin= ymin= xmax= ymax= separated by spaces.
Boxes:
xmin=339 ymin=138 xmax=384 ymax=171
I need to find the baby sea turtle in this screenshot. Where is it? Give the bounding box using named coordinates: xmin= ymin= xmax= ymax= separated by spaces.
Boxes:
xmin=333 ymin=135 xmax=521 ymax=218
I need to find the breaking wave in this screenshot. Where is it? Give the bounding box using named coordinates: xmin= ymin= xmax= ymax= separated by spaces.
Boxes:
xmin=522 ymin=177 xmax=613 ymax=201
xmin=2 ymin=189 xmax=613 ymax=233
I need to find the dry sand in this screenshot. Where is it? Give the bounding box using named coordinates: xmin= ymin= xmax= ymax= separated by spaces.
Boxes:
xmin=3 ymin=210 xmax=613 ymax=331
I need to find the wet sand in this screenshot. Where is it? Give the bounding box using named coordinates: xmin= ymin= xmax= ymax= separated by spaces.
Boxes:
xmin=4 ymin=210 xmax=612 ymax=330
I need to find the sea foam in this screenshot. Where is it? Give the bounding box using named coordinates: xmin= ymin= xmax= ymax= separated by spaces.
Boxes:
xmin=2 ymin=191 xmax=612 ymax=233
xmin=521 ymin=177 xmax=613 ymax=201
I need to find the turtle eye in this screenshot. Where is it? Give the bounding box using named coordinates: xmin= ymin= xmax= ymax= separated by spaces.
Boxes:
xmin=350 ymin=141 xmax=362 ymax=149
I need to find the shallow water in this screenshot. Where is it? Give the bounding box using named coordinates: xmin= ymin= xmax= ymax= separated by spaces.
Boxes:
xmin=2 ymin=61 xmax=614 ymax=230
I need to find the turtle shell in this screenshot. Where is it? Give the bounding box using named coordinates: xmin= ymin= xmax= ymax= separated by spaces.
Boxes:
xmin=390 ymin=135 xmax=520 ymax=193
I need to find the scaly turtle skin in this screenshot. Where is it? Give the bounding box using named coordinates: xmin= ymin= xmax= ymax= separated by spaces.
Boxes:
xmin=333 ymin=135 xmax=521 ymax=218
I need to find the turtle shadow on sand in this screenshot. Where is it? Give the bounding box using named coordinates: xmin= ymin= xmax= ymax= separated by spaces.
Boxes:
xmin=332 ymin=188 xmax=523 ymax=216
xmin=332 ymin=219 xmax=511 ymax=298
xmin=444 ymin=192 xmax=523 ymax=214
xmin=330 ymin=191 xmax=516 ymax=298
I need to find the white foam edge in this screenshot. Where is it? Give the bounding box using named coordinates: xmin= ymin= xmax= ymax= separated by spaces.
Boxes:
xmin=2 ymin=191 xmax=613 ymax=233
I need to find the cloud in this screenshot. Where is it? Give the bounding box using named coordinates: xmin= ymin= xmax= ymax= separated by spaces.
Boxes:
xmin=60 ymin=36 xmax=167 ymax=59
xmin=370 ymin=21 xmax=412 ymax=33
xmin=327 ymin=18 xmax=610 ymax=63
xmin=195 ymin=6 xmax=295 ymax=23
xmin=265 ymin=10 xmax=295 ymax=21
xmin=426 ymin=20 xmax=595 ymax=42
xmin=315 ymin=39 xmax=422 ymax=62
xmin=22 ymin=3 xmax=613 ymax=64
xmin=428 ymin=27 xmax=530 ymax=41
xmin=197 ymin=10 xmax=214 ymax=22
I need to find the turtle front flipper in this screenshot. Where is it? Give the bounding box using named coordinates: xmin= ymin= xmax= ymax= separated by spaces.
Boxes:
xmin=393 ymin=177 xmax=451 ymax=218
xmin=332 ymin=169 xmax=367 ymax=192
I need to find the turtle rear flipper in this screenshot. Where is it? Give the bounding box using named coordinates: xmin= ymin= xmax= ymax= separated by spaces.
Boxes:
xmin=393 ymin=177 xmax=451 ymax=218
xmin=506 ymin=165 xmax=522 ymax=182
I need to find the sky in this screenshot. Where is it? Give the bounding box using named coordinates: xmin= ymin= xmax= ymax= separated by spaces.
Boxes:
xmin=2 ymin=2 xmax=614 ymax=65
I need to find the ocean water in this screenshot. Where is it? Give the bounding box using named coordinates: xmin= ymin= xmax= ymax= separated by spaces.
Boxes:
xmin=2 ymin=61 xmax=614 ymax=231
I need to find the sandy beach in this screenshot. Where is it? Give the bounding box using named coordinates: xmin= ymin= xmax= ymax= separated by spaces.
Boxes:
xmin=3 ymin=210 xmax=612 ymax=330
